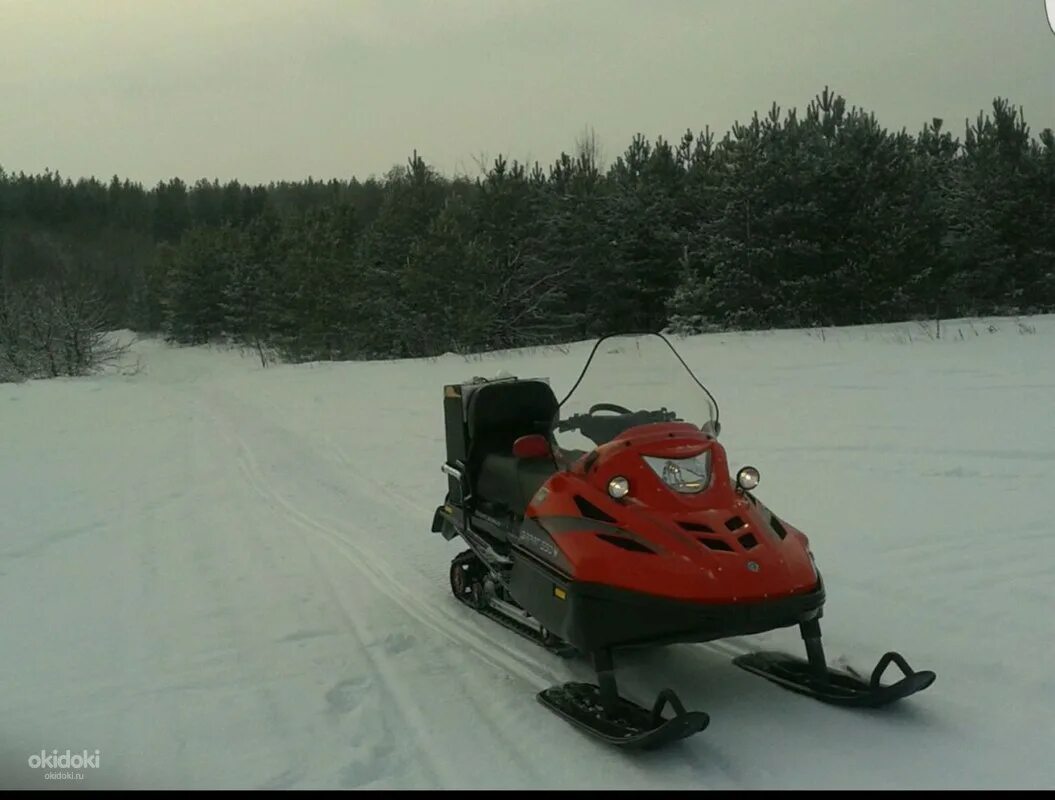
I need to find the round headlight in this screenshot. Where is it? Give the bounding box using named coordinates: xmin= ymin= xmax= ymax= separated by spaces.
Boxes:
xmin=607 ymin=476 xmax=630 ymax=499
xmin=736 ymin=466 xmax=760 ymax=491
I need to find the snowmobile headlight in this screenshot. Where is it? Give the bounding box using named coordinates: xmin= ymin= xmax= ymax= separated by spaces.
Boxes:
xmin=607 ymin=476 xmax=630 ymax=499
xmin=643 ymin=453 xmax=711 ymax=494
xmin=736 ymin=466 xmax=760 ymax=491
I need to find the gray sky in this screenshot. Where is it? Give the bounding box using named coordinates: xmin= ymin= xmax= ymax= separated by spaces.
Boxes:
xmin=1 ymin=0 xmax=1052 ymax=185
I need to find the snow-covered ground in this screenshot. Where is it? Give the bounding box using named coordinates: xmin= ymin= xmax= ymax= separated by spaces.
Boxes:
xmin=1 ymin=316 xmax=1053 ymax=789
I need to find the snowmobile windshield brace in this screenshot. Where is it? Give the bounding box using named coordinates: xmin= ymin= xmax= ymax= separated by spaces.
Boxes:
xmin=554 ymin=333 xmax=720 ymax=452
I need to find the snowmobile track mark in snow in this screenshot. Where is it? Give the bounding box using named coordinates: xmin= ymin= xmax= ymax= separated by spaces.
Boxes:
xmin=202 ymin=388 xmax=578 ymax=784
xmin=202 ymin=393 xmax=462 ymax=788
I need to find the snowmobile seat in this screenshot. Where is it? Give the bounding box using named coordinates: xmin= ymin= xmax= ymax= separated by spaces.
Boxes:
xmin=476 ymin=453 xmax=555 ymax=515
xmin=465 ymin=378 xmax=559 ymax=515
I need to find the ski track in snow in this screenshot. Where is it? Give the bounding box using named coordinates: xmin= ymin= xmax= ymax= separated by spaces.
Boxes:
xmin=195 ymin=383 xmax=742 ymax=790
xmin=2 ymin=316 xmax=1054 ymax=789
xmin=201 ymin=390 xmax=535 ymax=788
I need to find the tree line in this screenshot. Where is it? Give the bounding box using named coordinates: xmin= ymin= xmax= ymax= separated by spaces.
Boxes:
xmin=1 ymin=89 xmax=1052 ymax=377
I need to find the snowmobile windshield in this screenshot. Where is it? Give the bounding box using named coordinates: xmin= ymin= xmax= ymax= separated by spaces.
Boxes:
xmin=553 ymin=334 xmax=719 ymax=453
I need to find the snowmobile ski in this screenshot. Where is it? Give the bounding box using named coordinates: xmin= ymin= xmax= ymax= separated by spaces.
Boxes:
xmin=537 ymin=682 xmax=709 ymax=749
xmin=733 ymin=649 xmax=936 ymax=708
xmin=537 ymin=650 xmax=708 ymax=749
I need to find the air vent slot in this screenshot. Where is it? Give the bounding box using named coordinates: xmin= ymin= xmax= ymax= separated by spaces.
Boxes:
xmin=678 ymin=521 xmax=715 ymax=533
xmin=698 ymin=537 xmax=734 ymax=552
xmin=725 ymin=516 xmax=746 ymax=531
xmin=770 ymin=515 xmax=788 ymax=540
xmin=574 ymin=495 xmax=617 ymax=523
xmin=738 ymin=533 xmax=758 ymax=550
xmin=596 ymin=534 xmax=654 ymax=554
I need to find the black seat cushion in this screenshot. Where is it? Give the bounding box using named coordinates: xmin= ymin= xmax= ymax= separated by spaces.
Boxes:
xmin=477 ymin=453 xmax=556 ymax=514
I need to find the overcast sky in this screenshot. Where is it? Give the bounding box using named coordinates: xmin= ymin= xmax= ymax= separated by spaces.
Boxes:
xmin=1 ymin=0 xmax=1052 ymax=185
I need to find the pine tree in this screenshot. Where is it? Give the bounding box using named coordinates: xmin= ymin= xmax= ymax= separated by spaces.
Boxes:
xmin=152 ymin=179 xmax=191 ymax=243
xmin=162 ymin=226 xmax=239 ymax=343
xmin=946 ymin=98 xmax=1038 ymax=314
xmin=352 ymin=153 xmax=447 ymax=357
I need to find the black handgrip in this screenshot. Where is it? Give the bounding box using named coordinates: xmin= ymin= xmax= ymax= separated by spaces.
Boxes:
xmin=556 ymin=413 xmax=584 ymax=433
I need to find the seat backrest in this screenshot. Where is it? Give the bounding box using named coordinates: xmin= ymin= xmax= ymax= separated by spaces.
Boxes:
xmin=466 ymin=379 xmax=558 ymax=465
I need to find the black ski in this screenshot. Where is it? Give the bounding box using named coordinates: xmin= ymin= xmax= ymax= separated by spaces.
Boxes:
xmin=538 ymin=683 xmax=709 ymax=749
xmin=733 ymin=650 xmax=936 ymax=708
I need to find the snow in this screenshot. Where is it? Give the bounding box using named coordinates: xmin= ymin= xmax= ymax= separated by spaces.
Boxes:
xmin=1 ymin=316 xmax=1053 ymax=789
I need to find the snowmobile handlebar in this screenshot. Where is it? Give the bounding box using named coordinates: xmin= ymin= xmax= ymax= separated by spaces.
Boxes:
xmin=555 ymin=406 xmax=679 ymax=445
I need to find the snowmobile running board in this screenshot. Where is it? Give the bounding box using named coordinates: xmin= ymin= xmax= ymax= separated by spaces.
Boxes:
xmin=467 ymin=595 xmax=578 ymax=658
xmin=733 ymin=650 xmax=936 ymax=708
xmin=450 ymin=549 xmax=577 ymax=658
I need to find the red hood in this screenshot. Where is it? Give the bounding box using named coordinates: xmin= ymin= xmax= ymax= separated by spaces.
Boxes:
xmin=529 ymin=424 xmax=818 ymax=602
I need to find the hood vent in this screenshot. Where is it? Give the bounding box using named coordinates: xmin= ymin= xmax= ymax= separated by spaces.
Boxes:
xmin=596 ymin=534 xmax=655 ymax=554
xmin=698 ymin=537 xmax=734 ymax=552
xmin=574 ymin=495 xmax=617 ymax=524
xmin=678 ymin=520 xmax=715 ymax=533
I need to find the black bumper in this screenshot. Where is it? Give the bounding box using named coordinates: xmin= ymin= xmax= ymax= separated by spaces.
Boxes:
xmin=509 ymin=551 xmax=825 ymax=653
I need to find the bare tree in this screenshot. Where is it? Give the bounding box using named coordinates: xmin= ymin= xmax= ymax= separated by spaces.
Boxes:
xmin=469 ymin=150 xmax=493 ymax=178
xmin=0 ymin=283 xmax=132 ymax=382
xmin=487 ymin=248 xmax=572 ymax=349
xmin=0 ymin=290 xmax=33 ymax=382
xmin=574 ymin=125 xmax=606 ymax=174
xmin=54 ymin=282 xmax=135 ymax=374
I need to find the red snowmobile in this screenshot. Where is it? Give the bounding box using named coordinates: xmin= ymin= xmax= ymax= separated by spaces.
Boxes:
xmin=431 ymin=333 xmax=935 ymax=749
